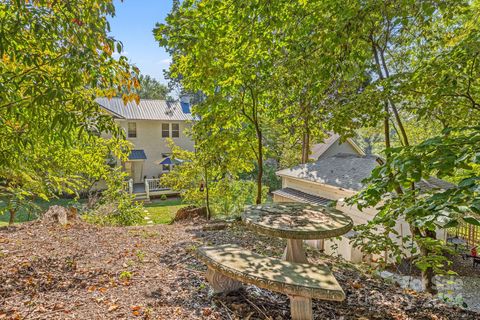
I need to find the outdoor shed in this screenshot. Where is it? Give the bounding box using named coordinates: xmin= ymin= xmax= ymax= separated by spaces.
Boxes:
xmin=274 ymin=152 xmax=449 ymax=263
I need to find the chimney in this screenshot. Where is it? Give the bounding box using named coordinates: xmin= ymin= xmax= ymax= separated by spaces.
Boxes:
xmin=180 ymin=94 xmax=191 ymax=114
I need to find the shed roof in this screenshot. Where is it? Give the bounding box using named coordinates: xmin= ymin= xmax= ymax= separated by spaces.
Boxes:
xmin=272 ymin=188 xmax=332 ymax=206
xmin=96 ymin=97 xmax=195 ymax=121
xmin=278 ymin=153 xmax=379 ymax=191
xmin=277 ymin=153 xmax=455 ymax=192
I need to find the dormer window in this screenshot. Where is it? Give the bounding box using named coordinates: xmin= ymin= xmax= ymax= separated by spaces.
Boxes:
xmin=128 ymin=122 xmax=137 ymax=138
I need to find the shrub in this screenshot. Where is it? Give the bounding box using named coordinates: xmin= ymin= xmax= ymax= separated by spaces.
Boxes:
xmin=83 ymin=169 xmax=144 ymax=226
xmin=208 ymin=179 xmax=268 ymax=217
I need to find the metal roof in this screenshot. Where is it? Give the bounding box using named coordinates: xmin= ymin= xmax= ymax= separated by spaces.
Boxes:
xmin=272 ymin=188 xmax=332 ymax=206
xmin=128 ymin=149 xmax=147 ymax=160
xmin=96 ymin=97 xmax=195 ymax=121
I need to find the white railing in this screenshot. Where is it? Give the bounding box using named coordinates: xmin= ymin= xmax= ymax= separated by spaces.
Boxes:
xmin=144 ymin=179 xmax=149 ymax=199
xmin=124 ymin=179 xmax=133 ymax=194
xmin=145 ymin=178 xmax=167 ymax=192
xmin=128 ymin=179 xmax=133 ymax=194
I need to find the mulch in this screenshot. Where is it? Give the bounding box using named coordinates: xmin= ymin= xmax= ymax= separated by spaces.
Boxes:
xmin=0 ymin=219 xmax=478 ymax=319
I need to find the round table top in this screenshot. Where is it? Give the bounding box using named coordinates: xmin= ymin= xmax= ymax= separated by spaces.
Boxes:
xmin=242 ymin=202 xmax=353 ymax=240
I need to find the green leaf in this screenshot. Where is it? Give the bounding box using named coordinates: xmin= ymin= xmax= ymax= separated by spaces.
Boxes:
xmin=463 ymin=216 xmax=480 ymax=226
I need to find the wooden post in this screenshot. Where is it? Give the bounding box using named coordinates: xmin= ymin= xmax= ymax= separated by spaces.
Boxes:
xmin=128 ymin=178 xmax=133 ymax=194
xmin=145 ymin=179 xmax=150 ymax=200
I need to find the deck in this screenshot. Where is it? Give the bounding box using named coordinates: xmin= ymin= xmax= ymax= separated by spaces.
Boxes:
xmin=129 ymin=180 xmax=179 ymax=200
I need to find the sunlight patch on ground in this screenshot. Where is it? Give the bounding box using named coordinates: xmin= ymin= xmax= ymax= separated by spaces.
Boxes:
xmin=142 ymin=198 xmax=186 ymax=224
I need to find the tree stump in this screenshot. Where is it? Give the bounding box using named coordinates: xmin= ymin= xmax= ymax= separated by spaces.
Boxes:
xmin=42 ymin=206 xmax=78 ymax=226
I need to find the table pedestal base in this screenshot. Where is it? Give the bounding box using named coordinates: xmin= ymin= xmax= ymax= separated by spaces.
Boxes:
xmin=290 ymin=295 xmax=313 ymax=320
xmin=206 ymin=267 xmax=242 ymax=293
xmin=284 ymin=239 xmax=308 ymax=263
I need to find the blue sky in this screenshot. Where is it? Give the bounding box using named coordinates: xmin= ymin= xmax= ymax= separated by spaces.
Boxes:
xmin=109 ymin=0 xmax=173 ymax=84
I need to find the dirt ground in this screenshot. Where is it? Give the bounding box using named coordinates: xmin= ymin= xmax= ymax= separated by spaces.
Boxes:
xmin=0 ymin=219 xmax=479 ymax=320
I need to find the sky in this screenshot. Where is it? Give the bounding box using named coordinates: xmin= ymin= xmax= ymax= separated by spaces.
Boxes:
xmin=108 ymin=0 xmax=173 ymax=84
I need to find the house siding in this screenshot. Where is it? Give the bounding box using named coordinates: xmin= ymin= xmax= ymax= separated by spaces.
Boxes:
xmin=318 ymin=140 xmax=359 ymax=160
xmin=277 ymin=176 xmax=446 ymax=263
xmin=117 ymin=119 xmax=194 ymax=179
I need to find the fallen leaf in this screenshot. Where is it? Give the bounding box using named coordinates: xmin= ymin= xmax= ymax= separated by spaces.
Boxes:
xmin=108 ymin=305 xmax=118 ymax=312
xmin=202 ymin=308 xmax=212 ymax=316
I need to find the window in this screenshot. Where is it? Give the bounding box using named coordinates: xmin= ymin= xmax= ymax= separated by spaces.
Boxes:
xmin=128 ymin=122 xmax=137 ymax=138
xmin=172 ymin=123 xmax=180 ymax=138
xmin=162 ymin=123 xmax=170 ymax=138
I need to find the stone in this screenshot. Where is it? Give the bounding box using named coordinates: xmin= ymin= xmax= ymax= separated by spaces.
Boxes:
xmin=43 ymin=205 xmax=77 ymax=226
xmin=174 ymin=206 xmax=207 ymax=221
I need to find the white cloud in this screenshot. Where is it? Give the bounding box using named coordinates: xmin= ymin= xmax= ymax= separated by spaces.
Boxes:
xmin=157 ymin=58 xmax=172 ymax=65
xmin=112 ymin=51 xmax=129 ymax=58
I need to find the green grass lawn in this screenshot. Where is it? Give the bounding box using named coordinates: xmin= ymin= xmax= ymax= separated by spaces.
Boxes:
xmin=0 ymin=198 xmax=84 ymax=227
xmin=141 ymin=198 xmax=186 ymax=224
xmin=1 ymin=197 xmax=186 ymax=227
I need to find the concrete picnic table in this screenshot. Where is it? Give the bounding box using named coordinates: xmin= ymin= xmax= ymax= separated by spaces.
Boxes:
xmin=242 ymin=202 xmax=354 ymax=263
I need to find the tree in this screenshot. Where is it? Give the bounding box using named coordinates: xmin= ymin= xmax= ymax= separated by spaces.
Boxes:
xmin=157 ymin=0 xmax=478 ymax=294
xmin=337 ymin=0 xmax=478 ymax=293
xmin=155 ymin=0 xmax=284 ymax=204
xmin=0 ymin=0 xmax=139 ymax=223
xmin=136 ymin=74 xmax=170 ymax=99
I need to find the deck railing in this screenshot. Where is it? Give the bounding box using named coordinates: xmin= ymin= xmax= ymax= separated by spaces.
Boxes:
xmin=448 ymin=223 xmax=480 ymax=247
xmin=145 ymin=178 xmax=167 ymax=191
xmin=124 ymin=179 xmax=133 ymax=194
xmin=144 ymin=178 xmax=169 ymax=199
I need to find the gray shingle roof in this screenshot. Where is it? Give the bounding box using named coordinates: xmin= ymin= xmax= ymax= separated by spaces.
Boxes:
xmin=277 ymin=153 xmax=379 ymax=191
xmin=96 ymin=97 xmax=195 ymax=121
xmin=277 ymin=153 xmax=455 ymax=192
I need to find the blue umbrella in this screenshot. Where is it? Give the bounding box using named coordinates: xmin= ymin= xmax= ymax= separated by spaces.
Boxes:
xmin=160 ymin=157 xmax=173 ymax=165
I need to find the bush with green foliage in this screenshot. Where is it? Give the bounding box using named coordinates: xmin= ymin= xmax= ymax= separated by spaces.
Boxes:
xmin=208 ymin=179 xmax=268 ymax=217
xmin=0 ymin=1 xmax=139 ymax=225
xmin=161 ymin=140 xmax=267 ymax=218
xmin=83 ymin=170 xmax=144 ymax=226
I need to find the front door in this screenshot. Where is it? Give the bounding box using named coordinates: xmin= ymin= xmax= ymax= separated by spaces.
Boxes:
xmin=125 ymin=161 xmax=144 ymax=183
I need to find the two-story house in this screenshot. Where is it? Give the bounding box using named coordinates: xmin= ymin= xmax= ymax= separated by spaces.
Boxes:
xmin=96 ymin=97 xmax=195 ymax=185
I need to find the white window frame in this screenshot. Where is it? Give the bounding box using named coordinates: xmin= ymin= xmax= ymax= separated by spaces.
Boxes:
xmin=161 ymin=123 xmax=170 ymax=138
xmin=171 ymin=123 xmax=180 ymax=138
xmin=127 ymin=122 xmax=137 ymax=138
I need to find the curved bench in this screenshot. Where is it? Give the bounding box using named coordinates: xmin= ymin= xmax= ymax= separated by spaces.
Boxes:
xmin=196 ymin=244 xmax=345 ymax=320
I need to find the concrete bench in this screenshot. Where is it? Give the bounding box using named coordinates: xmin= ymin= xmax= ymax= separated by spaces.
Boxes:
xmin=196 ymin=244 xmax=345 ymax=320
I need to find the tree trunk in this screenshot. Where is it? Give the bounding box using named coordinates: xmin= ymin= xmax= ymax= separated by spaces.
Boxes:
xmin=8 ymin=208 xmax=16 ymax=226
xmin=421 ymin=229 xmax=438 ymax=294
xmin=301 ymin=131 xmax=310 ymax=164
xmin=204 ymin=165 xmax=211 ymax=220
xmin=256 ymin=128 xmax=263 ymax=204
